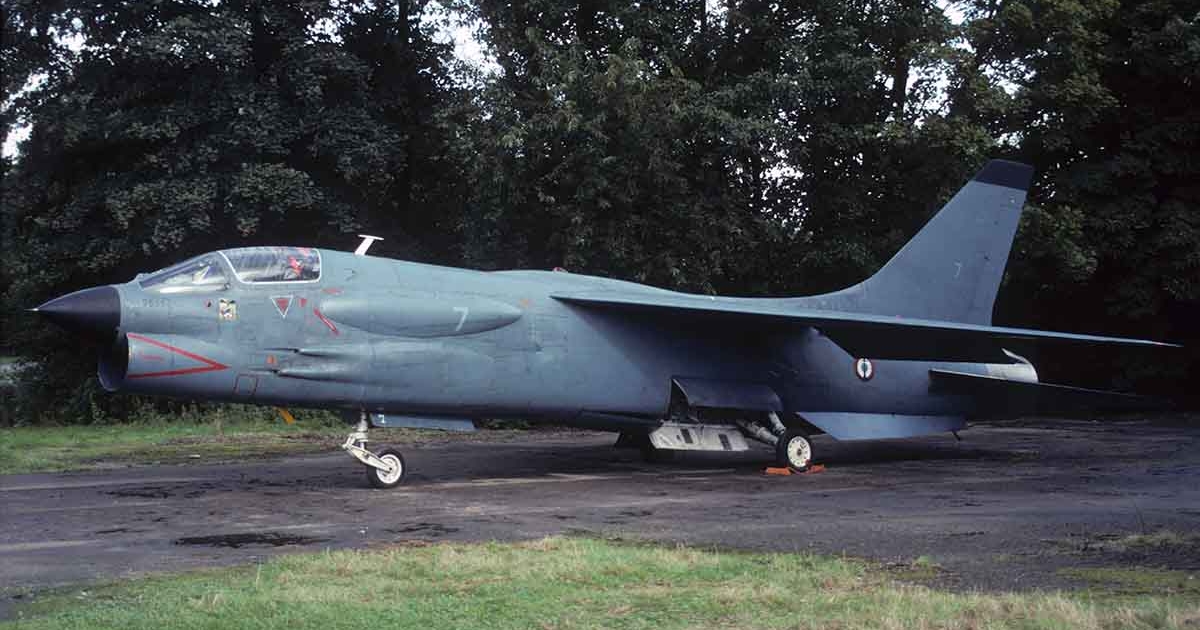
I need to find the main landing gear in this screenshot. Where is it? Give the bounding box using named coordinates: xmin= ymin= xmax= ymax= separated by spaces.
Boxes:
xmin=342 ymin=413 xmax=407 ymax=489
xmin=738 ymin=412 xmax=814 ymax=471
xmin=775 ymin=430 xmax=813 ymax=471
xmin=623 ymin=411 xmax=816 ymax=471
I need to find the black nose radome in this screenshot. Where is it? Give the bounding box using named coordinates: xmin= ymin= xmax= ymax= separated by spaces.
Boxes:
xmin=34 ymin=286 xmax=121 ymax=336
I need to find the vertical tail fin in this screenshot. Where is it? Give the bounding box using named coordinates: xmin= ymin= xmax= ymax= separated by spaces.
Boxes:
xmin=820 ymin=160 xmax=1034 ymax=325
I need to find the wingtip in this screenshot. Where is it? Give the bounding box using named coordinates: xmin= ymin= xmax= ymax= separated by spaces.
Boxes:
xmin=973 ymin=159 xmax=1035 ymax=190
xmin=1123 ymin=338 xmax=1183 ymax=350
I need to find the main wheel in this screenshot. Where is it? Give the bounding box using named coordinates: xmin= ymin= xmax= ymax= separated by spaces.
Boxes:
xmin=366 ymin=446 xmax=407 ymax=489
xmin=775 ymin=431 xmax=812 ymax=471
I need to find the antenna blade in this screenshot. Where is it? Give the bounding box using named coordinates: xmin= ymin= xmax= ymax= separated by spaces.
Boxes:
xmin=354 ymin=234 xmax=384 ymax=256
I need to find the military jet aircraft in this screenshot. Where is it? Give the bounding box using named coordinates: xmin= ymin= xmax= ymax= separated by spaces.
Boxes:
xmin=35 ymin=160 xmax=1177 ymax=488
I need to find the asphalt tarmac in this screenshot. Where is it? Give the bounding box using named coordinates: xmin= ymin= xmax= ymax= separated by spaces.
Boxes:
xmin=3 ymin=419 xmax=1199 ymax=615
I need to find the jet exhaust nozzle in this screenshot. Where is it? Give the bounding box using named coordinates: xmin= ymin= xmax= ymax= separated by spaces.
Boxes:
xmin=34 ymin=286 xmax=121 ymax=337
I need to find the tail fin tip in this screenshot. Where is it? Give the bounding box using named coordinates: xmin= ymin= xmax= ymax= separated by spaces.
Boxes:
xmin=973 ymin=160 xmax=1034 ymax=190
xmin=829 ymin=158 xmax=1036 ymax=325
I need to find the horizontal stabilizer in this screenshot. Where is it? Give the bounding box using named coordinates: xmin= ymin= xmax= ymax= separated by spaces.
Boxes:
xmin=800 ymin=412 xmax=965 ymax=440
xmin=553 ymin=292 xmax=1179 ymax=363
xmin=928 ymin=369 xmax=1166 ymax=416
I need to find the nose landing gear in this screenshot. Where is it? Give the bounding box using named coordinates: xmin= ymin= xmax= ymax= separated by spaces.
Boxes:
xmin=342 ymin=413 xmax=407 ymax=488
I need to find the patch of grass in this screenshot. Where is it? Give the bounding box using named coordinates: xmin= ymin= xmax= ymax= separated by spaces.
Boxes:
xmin=0 ymin=415 xmax=348 ymax=474
xmin=885 ymin=555 xmax=943 ymax=582
xmin=1116 ymin=531 xmax=1200 ymax=552
xmin=1060 ymin=567 xmax=1200 ymax=597
xmin=0 ymin=407 xmax=561 ymax=474
xmin=6 ymin=538 xmax=1199 ymax=629
xmin=1051 ymin=530 xmax=1200 ymax=555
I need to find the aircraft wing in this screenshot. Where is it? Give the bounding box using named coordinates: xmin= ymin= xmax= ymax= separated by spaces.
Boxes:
xmin=551 ymin=292 xmax=1179 ymax=363
xmin=928 ymin=369 xmax=1168 ymax=415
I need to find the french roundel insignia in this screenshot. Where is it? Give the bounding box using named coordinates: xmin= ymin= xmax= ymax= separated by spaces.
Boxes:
xmin=855 ymin=358 xmax=874 ymax=381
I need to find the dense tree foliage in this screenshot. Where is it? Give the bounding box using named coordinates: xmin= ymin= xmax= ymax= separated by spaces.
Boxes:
xmin=2 ymin=0 xmax=1197 ymax=421
xmin=954 ymin=0 xmax=1200 ymax=389
xmin=2 ymin=0 xmax=469 ymax=415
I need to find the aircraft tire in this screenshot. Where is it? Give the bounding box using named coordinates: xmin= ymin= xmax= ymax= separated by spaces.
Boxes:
xmin=776 ymin=431 xmax=812 ymax=471
xmin=367 ymin=447 xmax=407 ymax=489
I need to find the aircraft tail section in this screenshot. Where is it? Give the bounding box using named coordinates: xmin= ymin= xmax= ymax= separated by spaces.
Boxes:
xmin=821 ymin=160 xmax=1034 ymax=325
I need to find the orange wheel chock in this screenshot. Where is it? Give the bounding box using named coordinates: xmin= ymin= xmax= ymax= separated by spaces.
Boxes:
xmin=764 ymin=463 xmax=826 ymax=476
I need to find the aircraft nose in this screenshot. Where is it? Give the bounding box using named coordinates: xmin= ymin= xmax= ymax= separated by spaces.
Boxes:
xmin=34 ymin=285 xmax=121 ymax=336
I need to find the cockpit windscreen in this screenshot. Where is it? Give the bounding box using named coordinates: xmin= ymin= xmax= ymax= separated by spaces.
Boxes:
xmin=139 ymin=255 xmax=228 ymax=293
xmin=222 ymin=247 xmax=321 ymax=283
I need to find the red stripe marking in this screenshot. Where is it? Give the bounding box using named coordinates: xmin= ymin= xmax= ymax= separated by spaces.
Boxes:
xmin=126 ymin=333 xmax=229 ymax=379
xmin=313 ymin=307 xmax=339 ymax=335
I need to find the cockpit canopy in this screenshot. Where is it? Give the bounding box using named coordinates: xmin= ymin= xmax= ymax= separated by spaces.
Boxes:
xmin=139 ymin=247 xmax=321 ymax=293
xmin=222 ymin=246 xmax=321 ymax=283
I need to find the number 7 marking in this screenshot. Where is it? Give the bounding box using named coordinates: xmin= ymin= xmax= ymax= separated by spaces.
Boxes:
xmin=453 ymin=306 xmax=470 ymax=332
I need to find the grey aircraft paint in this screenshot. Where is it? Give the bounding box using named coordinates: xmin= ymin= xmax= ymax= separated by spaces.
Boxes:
xmin=35 ymin=160 xmax=1178 ymax=485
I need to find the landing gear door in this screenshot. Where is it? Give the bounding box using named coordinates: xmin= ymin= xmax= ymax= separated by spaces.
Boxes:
xmin=670 ymin=377 xmax=784 ymax=416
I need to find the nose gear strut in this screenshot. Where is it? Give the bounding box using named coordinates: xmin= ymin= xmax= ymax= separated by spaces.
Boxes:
xmin=342 ymin=412 xmax=407 ymax=488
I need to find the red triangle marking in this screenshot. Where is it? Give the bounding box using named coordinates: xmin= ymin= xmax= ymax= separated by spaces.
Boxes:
xmin=126 ymin=333 xmax=228 ymax=379
xmin=272 ymin=295 xmax=293 ymax=318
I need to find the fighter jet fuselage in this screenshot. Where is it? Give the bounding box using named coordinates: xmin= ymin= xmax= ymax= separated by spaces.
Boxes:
xmin=36 ymin=161 xmax=1176 ymax=486
xmin=62 ymin=249 xmax=1011 ymax=421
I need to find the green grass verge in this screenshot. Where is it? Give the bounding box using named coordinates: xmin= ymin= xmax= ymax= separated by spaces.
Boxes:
xmin=1095 ymin=531 xmax=1200 ymax=554
xmin=0 ymin=409 xmax=552 ymax=475
xmin=1059 ymin=567 xmax=1200 ymax=597
xmin=6 ymin=538 xmax=1198 ymax=629
xmin=0 ymin=416 xmax=347 ymax=475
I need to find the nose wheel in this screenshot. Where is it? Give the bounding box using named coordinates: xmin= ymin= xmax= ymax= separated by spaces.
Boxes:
xmin=342 ymin=414 xmax=407 ymax=488
xmin=367 ymin=447 xmax=406 ymax=489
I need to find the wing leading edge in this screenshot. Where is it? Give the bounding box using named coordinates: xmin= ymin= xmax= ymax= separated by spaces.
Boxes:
xmin=551 ymin=292 xmax=1179 ymax=363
